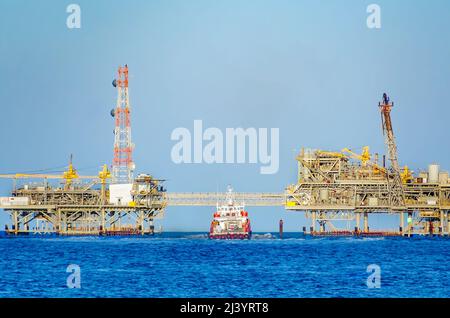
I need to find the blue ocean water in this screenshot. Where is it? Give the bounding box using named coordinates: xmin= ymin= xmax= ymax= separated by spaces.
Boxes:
xmin=0 ymin=232 xmax=449 ymax=298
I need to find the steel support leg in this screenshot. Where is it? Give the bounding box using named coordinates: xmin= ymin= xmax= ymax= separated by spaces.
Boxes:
xmin=363 ymin=212 xmax=369 ymax=232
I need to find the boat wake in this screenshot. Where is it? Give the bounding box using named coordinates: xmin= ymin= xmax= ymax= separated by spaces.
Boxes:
xmin=183 ymin=234 xmax=209 ymax=239
xmin=252 ymin=233 xmax=276 ymax=239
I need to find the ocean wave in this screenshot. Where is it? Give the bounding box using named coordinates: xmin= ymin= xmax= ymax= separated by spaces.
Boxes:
xmin=252 ymin=233 xmax=276 ymax=239
xmin=183 ymin=234 xmax=209 ymax=239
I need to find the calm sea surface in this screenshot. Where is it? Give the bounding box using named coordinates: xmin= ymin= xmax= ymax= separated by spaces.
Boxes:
xmin=0 ymin=232 xmax=449 ymax=298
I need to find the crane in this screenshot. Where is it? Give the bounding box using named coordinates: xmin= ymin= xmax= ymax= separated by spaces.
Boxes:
xmin=316 ymin=150 xmax=346 ymax=159
xmin=316 ymin=147 xmax=387 ymax=176
xmin=379 ymin=93 xmax=405 ymax=208
xmin=341 ymin=146 xmax=387 ymax=175
xmin=0 ymin=156 xmax=100 ymax=187
xmin=342 ymin=146 xmax=371 ymax=167
xmin=98 ymin=164 xmax=112 ymax=204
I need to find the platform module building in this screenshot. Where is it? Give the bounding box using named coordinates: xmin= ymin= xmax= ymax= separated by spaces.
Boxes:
xmin=285 ymin=94 xmax=450 ymax=236
xmin=0 ymin=65 xmax=167 ymax=236
xmin=0 ymin=165 xmax=166 ymax=236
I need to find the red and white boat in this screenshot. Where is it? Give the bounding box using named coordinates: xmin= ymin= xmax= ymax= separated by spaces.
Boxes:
xmin=209 ymin=186 xmax=252 ymax=240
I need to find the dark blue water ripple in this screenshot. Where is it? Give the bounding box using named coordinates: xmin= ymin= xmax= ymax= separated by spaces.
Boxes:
xmin=0 ymin=233 xmax=449 ymax=298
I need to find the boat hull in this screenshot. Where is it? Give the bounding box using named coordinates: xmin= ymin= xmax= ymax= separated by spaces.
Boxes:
xmin=208 ymin=232 xmax=251 ymax=240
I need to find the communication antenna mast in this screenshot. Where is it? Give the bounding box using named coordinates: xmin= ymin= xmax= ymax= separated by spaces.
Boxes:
xmin=111 ymin=65 xmax=135 ymax=183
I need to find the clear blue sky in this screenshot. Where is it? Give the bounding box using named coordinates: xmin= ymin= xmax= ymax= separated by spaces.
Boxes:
xmin=0 ymin=0 xmax=449 ymax=231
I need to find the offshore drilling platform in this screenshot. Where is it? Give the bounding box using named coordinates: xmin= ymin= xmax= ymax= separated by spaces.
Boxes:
xmin=0 ymin=65 xmax=166 ymax=235
xmin=285 ymin=94 xmax=450 ymax=236
xmin=0 ymin=68 xmax=449 ymax=236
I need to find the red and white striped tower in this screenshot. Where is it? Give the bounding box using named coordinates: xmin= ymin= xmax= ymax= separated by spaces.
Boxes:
xmin=111 ymin=65 xmax=135 ymax=184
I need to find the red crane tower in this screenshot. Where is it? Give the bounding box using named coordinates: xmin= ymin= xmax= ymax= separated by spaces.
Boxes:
xmin=111 ymin=65 xmax=135 ymax=184
xmin=379 ymin=93 xmax=405 ymax=208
